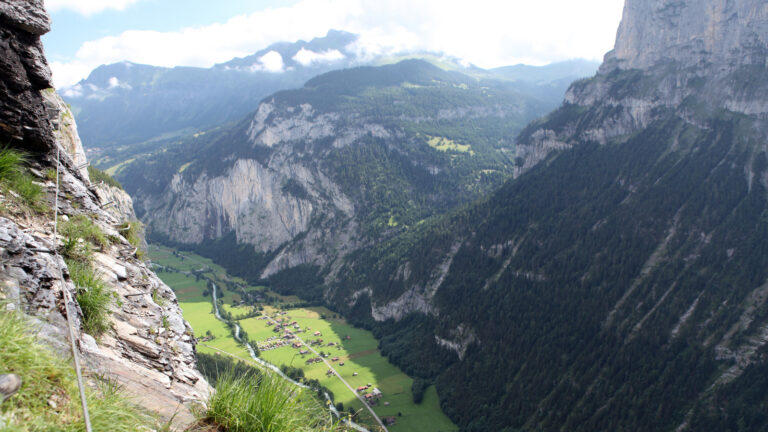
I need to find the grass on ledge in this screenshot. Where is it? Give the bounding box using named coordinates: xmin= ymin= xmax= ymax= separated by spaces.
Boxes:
xmin=201 ymin=369 xmax=341 ymax=432
xmin=0 ymin=307 xmax=152 ymax=431
xmin=67 ymin=260 xmax=112 ymax=336
xmin=87 ymin=165 xmax=123 ymax=190
xmin=0 ymin=147 xmax=47 ymax=213
xmin=60 ymin=215 xmax=109 ymax=253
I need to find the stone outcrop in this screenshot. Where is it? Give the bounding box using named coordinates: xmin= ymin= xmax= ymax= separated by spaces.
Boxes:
xmin=42 ymin=90 xmax=89 ymax=178
xmin=0 ymin=1 xmax=209 ymax=427
xmin=138 ymin=100 xmax=365 ymax=279
xmin=611 ymin=0 xmax=768 ymax=71
xmin=0 ymin=0 xmax=53 ymax=153
xmin=515 ymin=0 xmax=768 ymax=176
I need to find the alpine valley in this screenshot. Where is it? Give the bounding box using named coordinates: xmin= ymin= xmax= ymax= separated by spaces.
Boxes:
xmin=114 ymin=58 xmax=592 ymax=287
xmin=35 ymin=0 xmax=768 ymax=431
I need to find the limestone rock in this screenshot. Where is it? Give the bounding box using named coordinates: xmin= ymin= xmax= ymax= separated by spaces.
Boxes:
xmin=513 ymin=0 xmax=768 ymax=178
xmin=611 ymin=0 xmax=768 ymax=71
xmin=43 ymin=91 xmax=89 ymax=179
xmin=139 ymin=103 xmax=359 ymax=277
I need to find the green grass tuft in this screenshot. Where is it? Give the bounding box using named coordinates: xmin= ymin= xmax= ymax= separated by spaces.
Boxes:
xmin=152 ymin=288 xmax=166 ymax=307
xmin=204 ymin=370 xmax=337 ymax=432
xmin=0 ymin=148 xmax=26 ymax=182
xmin=88 ymin=165 xmax=123 ymax=190
xmin=61 ymin=236 xmax=93 ymax=264
xmin=12 ymin=175 xmax=45 ymax=208
xmin=61 ymin=215 xmax=109 ymax=253
xmin=0 ymin=307 xmax=151 ymax=431
xmin=117 ymin=221 xmax=145 ymax=259
xmin=0 ymin=147 xmax=47 ymax=213
xmin=67 ymin=260 xmax=112 ymax=336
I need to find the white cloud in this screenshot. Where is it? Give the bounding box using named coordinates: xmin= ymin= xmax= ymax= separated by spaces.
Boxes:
xmin=62 ymin=83 xmax=83 ymax=98
xmin=50 ymin=0 xmax=625 ymax=88
xmin=250 ymin=51 xmax=285 ymax=73
xmin=293 ymin=48 xmax=346 ymax=66
xmin=50 ymin=60 xmax=95 ymax=88
xmin=45 ymin=0 xmax=144 ymax=16
xmin=108 ymin=76 xmax=120 ymax=88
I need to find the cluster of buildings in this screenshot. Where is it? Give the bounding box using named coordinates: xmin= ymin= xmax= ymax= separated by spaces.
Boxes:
xmin=356 ymin=386 xmax=384 ymax=406
xmin=257 ymin=336 xmax=291 ymax=351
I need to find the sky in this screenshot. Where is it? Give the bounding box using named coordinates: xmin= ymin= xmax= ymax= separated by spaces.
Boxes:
xmin=42 ymin=0 xmax=626 ymax=88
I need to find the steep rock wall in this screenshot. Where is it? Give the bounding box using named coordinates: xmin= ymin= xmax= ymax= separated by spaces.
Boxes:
xmin=0 ymin=0 xmax=53 ymax=153
xmin=515 ymin=0 xmax=768 ymax=176
xmin=0 ymin=1 xmax=209 ymax=427
xmin=612 ymin=0 xmax=768 ymax=70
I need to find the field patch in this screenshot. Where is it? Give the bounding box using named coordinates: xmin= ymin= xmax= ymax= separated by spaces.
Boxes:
xmin=427 ymin=135 xmax=474 ymax=155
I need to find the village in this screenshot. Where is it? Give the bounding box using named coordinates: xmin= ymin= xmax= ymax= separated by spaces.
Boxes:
xmin=150 ymin=245 xmax=456 ymax=431
xmin=253 ymin=311 xmax=395 ymax=416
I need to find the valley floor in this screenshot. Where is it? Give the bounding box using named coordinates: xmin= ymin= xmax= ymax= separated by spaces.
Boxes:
xmin=148 ymin=244 xmax=457 ymax=432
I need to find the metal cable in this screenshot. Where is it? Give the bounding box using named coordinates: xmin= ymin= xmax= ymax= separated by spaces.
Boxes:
xmin=52 ymin=144 xmax=93 ymax=431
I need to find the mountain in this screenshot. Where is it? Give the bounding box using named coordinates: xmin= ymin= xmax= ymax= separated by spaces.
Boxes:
xmin=314 ymin=1 xmax=768 ymax=431
xmin=61 ymin=29 xmax=598 ymax=159
xmin=62 ymin=30 xmax=360 ymax=150
xmin=489 ymin=59 xmax=600 ymax=83
xmin=118 ymin=59 xmax=560 ymax=289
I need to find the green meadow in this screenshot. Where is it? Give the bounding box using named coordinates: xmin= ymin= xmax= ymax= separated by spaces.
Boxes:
xmin=149 ymin=245 xmax=253 ymax=358
xmin=148 ymin=245 xmax=457 ymax=432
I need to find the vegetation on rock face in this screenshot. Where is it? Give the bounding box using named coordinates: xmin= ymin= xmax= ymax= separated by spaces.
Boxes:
xmin=87 ymin=165 xmax=123 ymax=190
xmin=0 ymin=307 xmax=151 ymax=431
xmin=61 ymin=215 xmax=109 ymax=252
xmin=67 ymin=260 xmax=112 ymax=335
xmin=117 ymin=220 xmax=145 ymax=259
xmin=0 ymin=147 xmax=46 ymax=213
xmin=60 ymin=215 xmax=113 ymax=336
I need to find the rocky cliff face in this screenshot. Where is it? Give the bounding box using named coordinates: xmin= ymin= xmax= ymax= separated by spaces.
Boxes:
xmin=0 ymin=1 xmax=209 ymax=427
xmin=514 ymin=0 xmax=768 ymax=176
xmin=139 ymin=104 xmax=358 ymax=278
xmin=0 ymin=0 xmax=53 ymax=153
xmin=128 ymin=61 xmax=550 ymax=282
xmin=611 ymin=0 xmax=768 ymax=71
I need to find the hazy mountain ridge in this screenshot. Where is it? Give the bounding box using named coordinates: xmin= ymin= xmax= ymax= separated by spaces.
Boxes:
xmin=62 ymin=30 xmax=360 ymax=150
xmin=62 ymin=29 xmax=598 ymax=158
